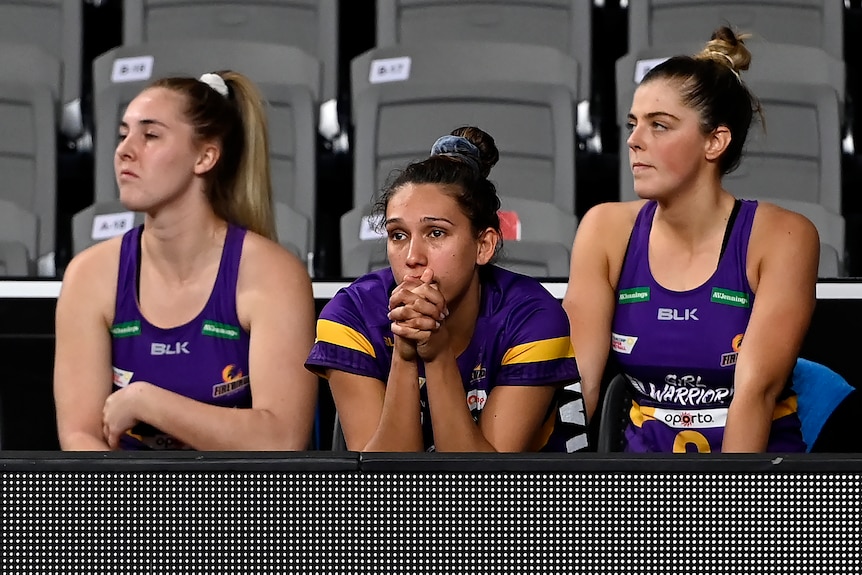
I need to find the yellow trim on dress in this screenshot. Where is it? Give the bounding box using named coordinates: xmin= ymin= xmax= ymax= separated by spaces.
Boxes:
xmin=316 ymin=319 xmax=376 ymax=358
xmin=501 ymin=336 xmax=574 ymax=365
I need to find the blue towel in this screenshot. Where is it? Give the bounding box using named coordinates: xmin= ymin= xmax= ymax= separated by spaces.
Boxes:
xmin=791 ymin=358 xmax=854 ymax=451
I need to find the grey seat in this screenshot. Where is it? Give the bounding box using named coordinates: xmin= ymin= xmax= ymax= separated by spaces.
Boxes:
xmin=342 ymin=40 xmax=580 ymax=278
xmin=627 ymin=0 xmax=843 ymax=62
xmin=0 ymin=201 xmax=38 ymax=277
xmin=75 ymin=39 xmax=320 ymax=262
xmin=376 ymin=0 xmax=592 ymax=114
xmin=0 ymin=46 xmax=59 ymax=276
xmin=616 ymin=43 xmax=846 ymax=276
xmin=596 ymin=374 xmax=632 ymax=453
xmin=122 ymin=0 xmax=339 ymax=102
xmin=0 ymin=0 xmax=83 ymax=137
xmin=71 ymin=200 xmax=145 ymax=256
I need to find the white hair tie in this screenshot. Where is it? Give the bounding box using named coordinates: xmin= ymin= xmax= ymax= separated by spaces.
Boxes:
xmin=708 ymin=51 xmax=741 ymax=81
xmin=198 ymin=73 xmax=229 ymax=98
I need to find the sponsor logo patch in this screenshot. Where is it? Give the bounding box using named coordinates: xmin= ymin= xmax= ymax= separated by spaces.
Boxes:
xmin=212 ymin=364 xmax=250 ymax=398
xmin=618 ymin=287 xmax=650 ymax=304
xmin=466 ymin=389 xmax=488 ymax=411
xmin=470 ymin=364 xmax=487 ymax=384
xmin=720 ymin=352 xmax=738 ymax=367
xmin=202 ymin=320 xmax=241 ymax=340
xmin=611 ymin=332 xmax=638 ymax=355
xmin=112 ymin=366 xmax=133 ymax=388
xmin=653 ymin=407 xmax=728 ymax=429
xmin=111 ymin=320 xmax=141 ymax=338
xmin=711 ymin=287 xmax=750 ymax=308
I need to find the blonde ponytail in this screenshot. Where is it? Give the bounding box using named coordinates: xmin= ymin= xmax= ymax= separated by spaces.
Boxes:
xmin=219 ymin=71 xmax=276 ymax=241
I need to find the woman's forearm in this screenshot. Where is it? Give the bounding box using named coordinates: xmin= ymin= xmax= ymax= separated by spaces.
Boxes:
xmin=135 ymin=384 xmax=309 ymax=451
xmin=424 ymin=353 xmax=496 ymax=452
xmin=365 ymin=356 xmax=425 ymax=452
xmin=60 ymin=431 xmax=112 ymax=451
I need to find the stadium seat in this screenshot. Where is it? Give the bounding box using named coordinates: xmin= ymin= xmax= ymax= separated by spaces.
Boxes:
xmin=596 ymin=374 xmax=631 ymax=454
xmin=342 ymin=40 xmax=580 ymax=278
xmin=0 ymin=0 xmax=84 ymax=137
xmin=122 ymin=0 xmax=339 ymax=102
xmin=627 ymin=0 xmax=843 ymax=62
xmin=0 ymin=44 xmax=60 ymax=276
xmin=376 ymin=0 xmax=592 ymax=122
xmin=74 ymin=39 xmax=320 ymax=262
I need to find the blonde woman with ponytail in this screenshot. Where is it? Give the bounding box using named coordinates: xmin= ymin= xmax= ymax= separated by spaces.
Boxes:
xmin=54 ymin=70 xmax=318 ymax=451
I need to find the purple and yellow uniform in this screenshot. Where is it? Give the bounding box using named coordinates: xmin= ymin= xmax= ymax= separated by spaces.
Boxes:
xmin=110 ymin=224 xmax=252 ymax=450
xmin=612 ymin=200 xmax=804 ymax=453
xmin=306 ymin=266 xmax=587 ymax=452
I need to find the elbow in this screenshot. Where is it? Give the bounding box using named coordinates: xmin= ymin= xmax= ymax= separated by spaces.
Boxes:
xmin=59 ymin=430 xmax=110 ymax=451
xmin=732 ymin=381 xmax=784 ymax=415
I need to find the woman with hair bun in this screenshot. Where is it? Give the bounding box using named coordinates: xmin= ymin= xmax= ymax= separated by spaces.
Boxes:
xmin=563 ymin=27 xmax=820 ymax=453
xmin=306 ymin=126 xmax=587 ymax=452
xmin=54 ymin=70 xmax=318 ymax=451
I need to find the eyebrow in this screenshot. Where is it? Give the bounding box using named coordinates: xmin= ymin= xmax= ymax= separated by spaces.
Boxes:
xmin=384 ymin=216 xmax=455 ymax=226
xmin=627 ymin=111 xmax=681 ymax=122
xmin=119 ymin=118 xmax=170 ymax=129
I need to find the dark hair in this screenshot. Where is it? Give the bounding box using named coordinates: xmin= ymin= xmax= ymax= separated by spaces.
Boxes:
xmin=373 ymin=126 xmax=502 ymax=256
xmin=641 ymin=26 xmax=765 ymax=175
xmin=147 ymin=70 xmax=275 ymax=240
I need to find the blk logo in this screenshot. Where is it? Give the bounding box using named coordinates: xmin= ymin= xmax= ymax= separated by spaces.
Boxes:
xmin=657 ymin=308 xmax=698 ymax=321
xmin=151 ymin=342 xmax=190 ymax=355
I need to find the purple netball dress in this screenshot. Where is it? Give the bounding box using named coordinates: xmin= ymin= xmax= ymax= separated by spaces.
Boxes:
xmin=110 ymin=224 xmax=252 ymax=450
xmin=306 ymin=266 xmax=587 ymax=452
xmin=611 ymin=200 xmax=805 ymax=453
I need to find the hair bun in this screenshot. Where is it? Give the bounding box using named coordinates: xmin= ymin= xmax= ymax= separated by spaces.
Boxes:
xmin=697 ymin=26 xmax=752 ymax=75
xmin=448 ymin=126 xmax=499 ymax=178
xmin=430 ymin=134 xmax=482 ymax=175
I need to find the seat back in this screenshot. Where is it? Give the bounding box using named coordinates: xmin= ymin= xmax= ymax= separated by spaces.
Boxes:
xmin=0 ymin=200 xmax=38 ymax=277
xmin=596 ymin=374 xmax=632 ymax=453
xmin=342 ymin=40 xmax=580 ymax=277
xmin=70 ymin=200 xmax=145 ymax=256
xmin=376 ymin=0 xmax=592 ymax=104
xmin=628 ymin=0 xmax=843 ymax=61
xmin=87 ymin=40 xmax=320 ymax=261
xmin=0 ymin=0 xmax=82 ymax=134
xmin=123 ymin=0 xmax=338 ymax=101
xmin=0 ymin=68 xmax=58 ymax=274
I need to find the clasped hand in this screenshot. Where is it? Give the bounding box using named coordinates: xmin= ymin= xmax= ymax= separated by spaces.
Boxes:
xmin=102 ymin=381 xmax=150 ymax=449
xmin=388 ymin=268 xmax=450 ymax=361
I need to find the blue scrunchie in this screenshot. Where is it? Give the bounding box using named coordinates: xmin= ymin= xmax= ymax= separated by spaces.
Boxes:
xmin=430 ymin=135 xmax=481 ymax=174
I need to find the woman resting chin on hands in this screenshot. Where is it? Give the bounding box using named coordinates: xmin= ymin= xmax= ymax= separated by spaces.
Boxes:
xmin=305 ymin=126 xmax=588 ymax=453
xmin=389 ymin=268 xmax=450 ymax=363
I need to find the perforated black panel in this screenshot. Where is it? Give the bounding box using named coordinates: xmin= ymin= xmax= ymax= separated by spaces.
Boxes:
xmin=2 ymin=468 xmax=860 ymax=573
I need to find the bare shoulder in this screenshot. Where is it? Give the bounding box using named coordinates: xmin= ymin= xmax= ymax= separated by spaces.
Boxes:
xmin=573 ymin=200 xmax=646 ymax=261
xmin=578 ymin=200 xmax=644 ymax=234
xmin=748 ymin=201 xmax=820 ymax=290
xmin=750 ymin=201 xmax=820 ymax=253
xmin=58 ymin=237 xmax=123 ymax=312
xmin=237 ymin=232 xmax=313 ymax=296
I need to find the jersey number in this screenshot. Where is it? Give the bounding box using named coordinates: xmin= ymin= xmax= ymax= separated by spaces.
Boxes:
xmin=672 ymin=430 xmax=711 ymax=453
